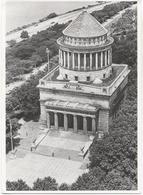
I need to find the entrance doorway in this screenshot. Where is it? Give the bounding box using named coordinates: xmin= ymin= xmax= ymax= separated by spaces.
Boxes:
xmin=87 ymin=117 xmax=92 ymax=132
xmin=77 ymin=116 xmax=83 ymax=130
xmin=49 ymin=112 xmax=54 ymax=126
xmin=67 ymin=114 xmax=73 ymax=129
xmin=58 ymin=113 xmax=64 ymax=128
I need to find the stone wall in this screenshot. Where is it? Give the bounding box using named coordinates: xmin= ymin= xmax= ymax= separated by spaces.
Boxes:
xmin=59 ymin=66 xmax=112 ymax=82
xmin=98 ymin=109 xmax=110 ymax=133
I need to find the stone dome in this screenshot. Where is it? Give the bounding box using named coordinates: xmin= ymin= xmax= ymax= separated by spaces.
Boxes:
xmin=63 ymin=10 xmax=108 ymax=38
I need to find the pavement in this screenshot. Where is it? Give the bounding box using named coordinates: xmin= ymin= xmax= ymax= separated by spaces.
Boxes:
xmin=6 ymin=151 xmax=88 ymax=187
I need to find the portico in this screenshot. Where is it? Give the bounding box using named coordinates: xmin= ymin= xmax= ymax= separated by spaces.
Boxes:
xmin=45 ymin=100 xmax=98 ymax=134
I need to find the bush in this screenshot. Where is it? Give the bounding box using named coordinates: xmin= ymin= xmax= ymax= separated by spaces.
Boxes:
xmin=20 ymin=30 xmax=29 ymax=39
xmin=32 ymin=177 xmax=58 ymax=190
xmin=6 ymin=180 xmax=31 ymax=191
xmin=59 ymin=183 xmax=70 ymax=190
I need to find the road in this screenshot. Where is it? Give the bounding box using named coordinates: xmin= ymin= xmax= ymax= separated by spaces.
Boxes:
xmin=6 ymin=2 xmax=113 ymax=43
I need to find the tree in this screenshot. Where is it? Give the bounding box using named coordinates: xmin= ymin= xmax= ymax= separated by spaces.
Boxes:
xmin=46 ymin=12 xmax=57 ymax=19
xmin=30 ymin=54 xmax=43 ymax=67
xmin=13 ymin=45 xmax=35 ymax=59
xmin=6 ymin=117 xmax=21 ymax=153
xmin=35 ymin=46 xmax=47 ymax=62
xmin=32 ymin=177 xmax=58 ymax=190
xmin=20 ymin=30 xmax=29 ymax=39
xmin=100 ymin=171 xmax=135 ymax=190
xmin=59 ymin=183 xmax=70 ymax=190
xmin=7 ymin=39 xmax=16 ymax=47
xmin=6 ymin=180 xmax=30 ymax=191
xmin=71 ymin=168 xmax=105 ymax=190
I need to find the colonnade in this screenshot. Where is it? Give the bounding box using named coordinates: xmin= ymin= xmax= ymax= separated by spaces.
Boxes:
xmin=63 ymin=35 xmax=107 ymax=46
xmin=46 ymin=110 xmax=96 ymax=134
xmin=59 ymin=49 xmax=112 ymax=70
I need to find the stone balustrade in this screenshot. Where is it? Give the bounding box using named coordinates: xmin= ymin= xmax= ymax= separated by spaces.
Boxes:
xmin=63 ymin=35 xmax=107 ymax=46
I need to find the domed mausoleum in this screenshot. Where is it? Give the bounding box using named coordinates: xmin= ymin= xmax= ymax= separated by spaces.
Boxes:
xmin=38 ymin=10 xmax=130 ymax=136
xmin=57 ymin=10 xmax=114 ymax=83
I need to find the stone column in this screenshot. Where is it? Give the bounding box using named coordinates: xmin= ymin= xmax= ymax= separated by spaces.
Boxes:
xmin=78 ymin=53 xmax=80 ymax=70
xmin=83 ymin=116 xmax=87 ymax=134
xmin=110 ymin=48 xmax=112 ymax=65
xmin=84 ymin=53 xmax=86 ymax=70
xmin=47 ymin=111 xmax=50 ymax=129
xmin=61 ymin=50 xmax=63 ymax=66
xmin=90 ymin=53 xmax=92 ymax=70
xmin=64 ymin=113 xmax=68 ymax=131
xmin=64 ymin=51 xmax=66 ymax=67
xmin=72 ymin=53 xmax=75 ymax=69
xmin=59 ymin=50 xmax=61 ymax=65
xmin=54 ymin=112 xmax=58 ymax=129
xmin=105 ymin=50 xmax=107 ymax=66
xmin=67 ymin=52 xmax=70 ymax=69
xmin=40 ymin=102 xmax=47 ymax=129
xmin=101 ymin=51 xmax=103 ymax=68
xmin=73 ymin=115 xmax=77 ymax=132
xmin=92 ymin=117 xmax=96 ymax=133
xmin=108 ymin=50 xmax=110 ymax=65
xmin=96 ymin=53 xmax=98 ymax=69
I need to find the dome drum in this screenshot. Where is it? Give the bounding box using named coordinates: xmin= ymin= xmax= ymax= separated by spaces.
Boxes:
xmin=59 ymin=66 xmax=112 ymax=82
xmin=58 ymin=48 xmax=112 ymax=72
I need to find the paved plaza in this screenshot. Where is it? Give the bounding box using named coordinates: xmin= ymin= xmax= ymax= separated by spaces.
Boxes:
xmin=6 ymin=151 xmax=88 ymax=187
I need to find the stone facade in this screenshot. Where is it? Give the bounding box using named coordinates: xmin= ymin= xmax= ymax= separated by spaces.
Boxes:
xmin=38 ymin=10 xmax=130 ymax=136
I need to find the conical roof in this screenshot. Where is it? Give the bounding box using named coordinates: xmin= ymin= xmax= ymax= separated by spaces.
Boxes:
xmin=63 ymin=10 xmax=108 ymax=38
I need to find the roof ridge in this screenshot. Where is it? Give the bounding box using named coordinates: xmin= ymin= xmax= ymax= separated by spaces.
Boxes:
xmin=63 ymin=10 xmax=108 ymax=38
